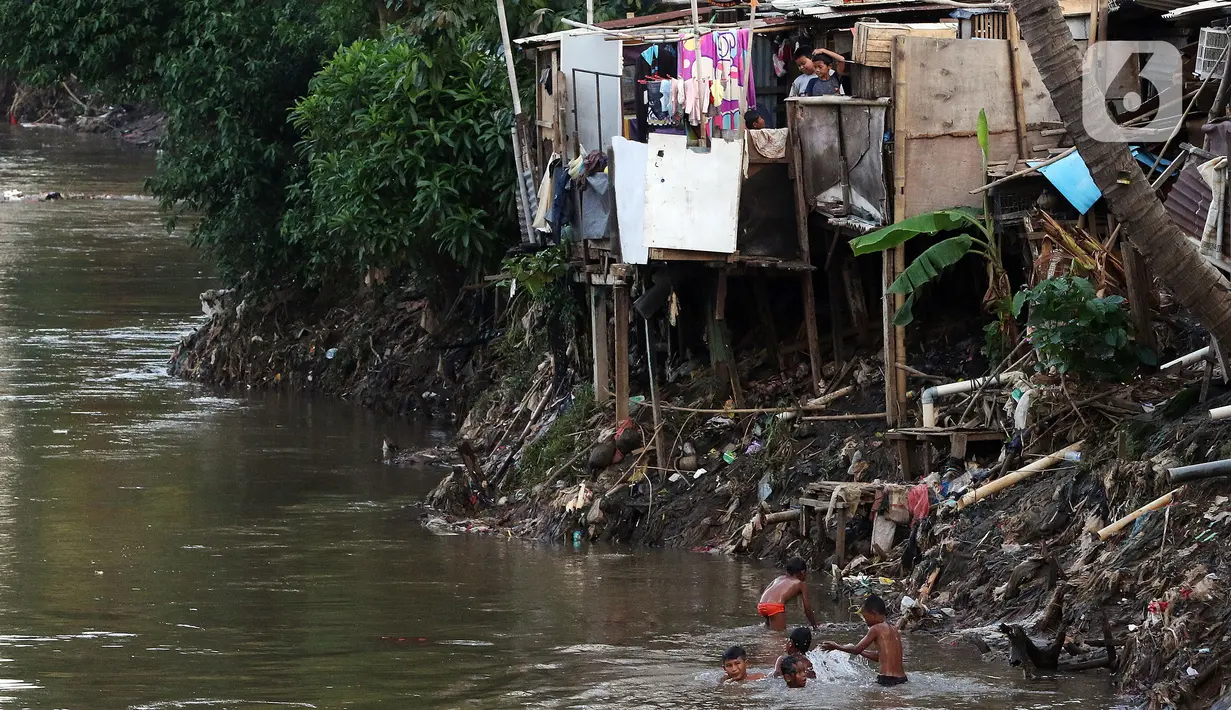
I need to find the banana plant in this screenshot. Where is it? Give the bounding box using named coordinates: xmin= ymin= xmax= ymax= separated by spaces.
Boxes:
xmin=850 ymin=109 xmax=1008 ymax=328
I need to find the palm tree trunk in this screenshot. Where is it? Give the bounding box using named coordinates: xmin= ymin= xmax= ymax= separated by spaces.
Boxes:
xmin=1010 ymin=0 xmax=1231 ymax=346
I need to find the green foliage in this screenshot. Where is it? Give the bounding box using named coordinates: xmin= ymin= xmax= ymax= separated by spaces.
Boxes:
xmin=0 ymin=0 xmax=638 ymax=287
xmin=285 ymin=30 xmax=516 ymax=288
xmin=518 ymin=385 xmax=597 ymax=487
xmin=887 ymin=236 xmax=975 ymax=326
xmin=849 ymin=211 xmax=988 ymax=326
xmin=502 ymin=245 xmax=571 ymax=298
xmin=977 ymin=108 xmax=990 ymax=161
xmin=849 ymin=208 xmax=983 ymax=256
xmin=0 ymin=0 xmax=172 ymax=92
xmin=151 ymin=1 xmax=369 ymax=282
xmin=1021 ymin=275 xmax=1156 ymax=380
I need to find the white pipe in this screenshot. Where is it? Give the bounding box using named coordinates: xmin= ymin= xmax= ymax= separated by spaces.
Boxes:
xmin=1211 ymin=404 xmax=1231 ymax=421
xmin=1162 ymin=346 xmax=1211 ymax=371
xmin=920 ymin=371 xmax=1025 ymax=428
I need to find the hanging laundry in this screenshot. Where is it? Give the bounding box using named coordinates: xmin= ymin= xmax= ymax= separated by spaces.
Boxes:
xmin=772 ymin=39 xmax=787 ymax=78
xmin=646 ymin=80 xmax=675 ymax=126
xmin=677 ymin=28 xmax=756 ymax=135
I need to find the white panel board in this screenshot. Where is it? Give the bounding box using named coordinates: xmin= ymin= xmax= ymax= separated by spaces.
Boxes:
xmin=612 ymin=137 xmax=649 ymax=265
xmin=642 ymin=134 xmax=742 ymax=254
xmin=561 ymin=34 xmax=623 ymax=154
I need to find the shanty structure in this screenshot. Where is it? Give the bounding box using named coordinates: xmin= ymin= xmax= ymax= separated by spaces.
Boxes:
xmin=500 ymin=0 xmax=1209 ymax=444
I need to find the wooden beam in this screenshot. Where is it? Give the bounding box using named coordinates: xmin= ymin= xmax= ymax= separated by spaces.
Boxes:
xmin=827 ymin=231 xmax=847 ymax=365
xmin=834 ymin=507 xmax=847 ymax=567
xmin=792 ymin=102 xmax=823 ymax=395
xmin=614 ymin=284 xmax=631 ymax=424
xmin=648 ymin=247 xmax=730 ymax=262
xmin=716 ymin=270 xmax=729 ymax=321
xmin=789 ymin=102 xmax=811 ymax=262
xmin=842 ymin=253 xmax=870 ymax=343
xmin=708 ymin=282 xmax=745 ymax=407
xmin=591 ymin=287 xmax=611 ymax=403
xmin=753 ymin=277 xmax=784 ymax=370
xmin=1007 ymin=10 xmax=1030 ymax=158
xmin=1121 ymin=241 xmax=1160 ymax=353
xmin=888 ymin=37 xmax=908 ymax=427
xmin=803 ymin=272 xmax=824 ymax=396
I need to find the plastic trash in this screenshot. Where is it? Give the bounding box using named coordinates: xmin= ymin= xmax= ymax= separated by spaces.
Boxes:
xmin=572 ymin=530 xmax=583 ymax=547
xmin=723 ymin=450 xmax=737 ymax=465
xmin=758 ymin=474 xmax=772 ymax=502
xmin=325 ymin=347 xmax=338 ymax=359
xmin=694 ymin=468 xmax=707 ymax=479
xmin=745 ymin=440 xmax=763 ymax=455
xmin=1063 ymin=451 xmax=1081 ymax=462
xmin=900 ymin=595 xmax=917 ymax=610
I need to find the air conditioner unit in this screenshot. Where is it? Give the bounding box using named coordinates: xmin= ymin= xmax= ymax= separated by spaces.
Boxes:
xmin=1197 ymin=27 xmax=1229 ymax=79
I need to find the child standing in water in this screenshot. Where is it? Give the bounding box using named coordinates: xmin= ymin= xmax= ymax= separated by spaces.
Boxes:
xmin=821 ymin=595 xmax=908 ymax=686
xmin=757 ymin=557 xmax=818 ymax=631
xmin=774 ymin=627 xmax=817 ymax=679
xmin=719 ymin=646 xmax=766 ymax=684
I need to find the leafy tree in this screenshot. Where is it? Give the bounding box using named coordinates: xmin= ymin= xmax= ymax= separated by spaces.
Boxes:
xmin=0 ymin=0 xmax=644 ymax=288
xmin=284 ymin=30 xmax=516 ymax=291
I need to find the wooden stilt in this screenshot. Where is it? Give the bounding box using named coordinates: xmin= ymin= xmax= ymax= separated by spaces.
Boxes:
xmin=834 ymin=507 xmax=847 ymax=567
xmin=708 ymin=281 xmax=745 ymax=407
xmin=753 ymin=277 xmax=783 ymax=370
xmin=644 ymin=321 xmax=669 ymax=467
xmin=1006 ymin=9 xmax=1030 ymax=159
xmin=614 ymin=283 xmax=631 ymax=424
xmin=827 ymin=231 xmax=847 ymax=365
xmin=883 ymin=251 xmax=901 ymax=426
xmin=591 ymin=286 xmax=611 ymax=403
xmin=842 ymin=256 xmax=870 ymax=343
xmin=1121 ymin=241 xmax=1159 ymax=353
xmin=803 ymin=272 xmax=824 ymax=396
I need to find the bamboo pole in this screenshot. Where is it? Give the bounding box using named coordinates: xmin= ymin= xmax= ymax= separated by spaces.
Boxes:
xmin=801 ymin=385 xmax=857 ymax=408
xmin=1096 ymin=489 xmax=1180 ymax=541
xmin=801 ymin=412 xmax=889 ymax=422
xmin=971 ymin=147 xmax=1076 ymax=194
xmin=958 ymin=442 xmax=1083 ymax=509
xmin=495 ymin=0 xmax=521 ymax=117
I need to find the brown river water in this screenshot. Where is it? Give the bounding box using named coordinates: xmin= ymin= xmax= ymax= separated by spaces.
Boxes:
xmin=0 ymin=125 xmax=1125 ymax=709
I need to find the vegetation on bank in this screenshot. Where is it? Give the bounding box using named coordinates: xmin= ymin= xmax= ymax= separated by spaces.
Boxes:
xmin=0 ymin=0 xmax=645 ymax=295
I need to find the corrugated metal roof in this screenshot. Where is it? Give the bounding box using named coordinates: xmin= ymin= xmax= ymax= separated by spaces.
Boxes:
xmin=1164 ymin=160 xmax=1231 ymax=256
xmin=1163 ymin=0 xmax=1231 ymax=18
xmin=772 ymin=0 xmax=998 ymax=13
xmin=1112 ymin=0 xmax=1193 ymax=13
xmin=596 ymin=7 xmax=716 ymax=28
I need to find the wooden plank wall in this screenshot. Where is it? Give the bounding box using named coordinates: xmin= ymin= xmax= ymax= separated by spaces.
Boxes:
xmin=891 ymin=35 xmax=1061 ymax=220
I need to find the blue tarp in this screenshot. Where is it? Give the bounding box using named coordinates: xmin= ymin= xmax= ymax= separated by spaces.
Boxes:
xmin=1029 ymin=151 xmax=1100 ymax=215
xmin=1130 ymin=145 xmax=1171 ymax=174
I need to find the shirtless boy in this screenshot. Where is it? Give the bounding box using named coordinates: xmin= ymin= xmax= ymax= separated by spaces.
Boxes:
xmin=774 ymin=627 xmax=817 ymax=679
xmin=821 ymin=594 xmax=907 ymax=686
xmin=757 ymin=557 xmax=818 ymax=631
xmin=779 ymin=655 xmax=808 ymax=688
xmin=719 ymin=645 xmax=766 ymax=684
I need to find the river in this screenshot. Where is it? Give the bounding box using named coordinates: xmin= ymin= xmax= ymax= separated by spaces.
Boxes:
xmin=0 ymin=125 xmax=1124 ymax=709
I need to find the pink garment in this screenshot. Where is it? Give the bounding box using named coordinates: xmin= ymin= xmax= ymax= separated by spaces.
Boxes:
xmin=678 ymin=28 xmax=755 ymax=132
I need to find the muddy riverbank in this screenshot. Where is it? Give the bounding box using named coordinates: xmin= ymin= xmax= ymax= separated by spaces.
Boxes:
xmin=168 ymin=271 xmax=1231 ymax=707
